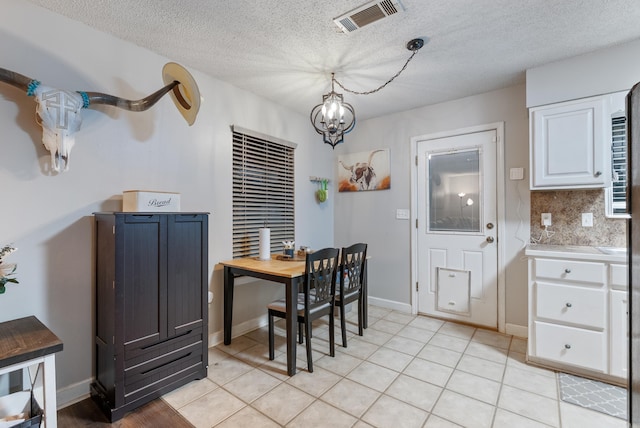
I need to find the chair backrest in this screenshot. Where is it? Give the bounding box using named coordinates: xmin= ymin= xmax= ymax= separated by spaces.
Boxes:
xmin=340 ymin=243 xmax=367 ymax=295
xmin=304 ymin=247 xmax=340 ymax=311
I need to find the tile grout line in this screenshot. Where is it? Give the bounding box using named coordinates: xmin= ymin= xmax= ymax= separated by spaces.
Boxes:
xmin=167 ymin=307 xmax=626 ymax=427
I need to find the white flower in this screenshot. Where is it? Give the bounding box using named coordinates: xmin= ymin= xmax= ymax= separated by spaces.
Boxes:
xmin=0 ymin=245 xmax=16 ymax=259
xmin=0 ymin=244 xmax=18 ymax=293
xmin=0 ymin=262 xmax=16 ymax=277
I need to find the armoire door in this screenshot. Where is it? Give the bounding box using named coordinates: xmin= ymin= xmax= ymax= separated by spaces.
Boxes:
xmin=167 ymin=214 xmax=208 ymax=337
xmin=119 ymin=214 xmax=167 ymax=350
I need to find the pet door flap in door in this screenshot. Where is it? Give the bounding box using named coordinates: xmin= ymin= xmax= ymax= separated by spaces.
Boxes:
xmin=436 ymin=267 xmax=471 ymax=315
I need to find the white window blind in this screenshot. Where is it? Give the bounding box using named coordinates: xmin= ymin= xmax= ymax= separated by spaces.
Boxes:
xmin=611 ymin=115 xmax=627 ymax=214
xmin=232 ymin=126 xmax=296 ymax=258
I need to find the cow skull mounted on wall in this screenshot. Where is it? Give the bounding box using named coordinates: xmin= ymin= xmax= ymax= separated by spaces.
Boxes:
xmin=0 ymin=63 xmax=200 ymax=172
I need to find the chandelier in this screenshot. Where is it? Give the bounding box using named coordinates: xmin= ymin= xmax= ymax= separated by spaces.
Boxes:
xmin=309 ymin=73 xmax=355 ymax=148
xmin=310 ymin=38 xmax=425 ymax=149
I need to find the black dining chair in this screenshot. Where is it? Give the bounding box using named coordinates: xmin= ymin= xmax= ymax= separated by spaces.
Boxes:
xmin=267 ymin=247 xmax=340 ymax=372
xmin=335 ymin=243 xmax=367 ymax=348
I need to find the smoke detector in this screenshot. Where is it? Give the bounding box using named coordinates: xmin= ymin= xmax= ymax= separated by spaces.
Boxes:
xmin=333 ymin=0 xmax=406 ymax=33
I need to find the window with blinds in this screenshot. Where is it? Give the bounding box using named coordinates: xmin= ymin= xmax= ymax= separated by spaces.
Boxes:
xmin=610 ymin=115 xmax=627 ymax=215
xmin=232 ymin=126 xmax=296 ymax=258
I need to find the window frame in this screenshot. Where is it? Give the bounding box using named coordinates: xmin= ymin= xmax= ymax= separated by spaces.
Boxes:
xmin=605 ymin=112 xmax=630 ymax=219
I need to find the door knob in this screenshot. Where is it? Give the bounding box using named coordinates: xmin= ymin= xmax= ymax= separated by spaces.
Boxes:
xmin=486 ymin=236 xmax=494 ymax=243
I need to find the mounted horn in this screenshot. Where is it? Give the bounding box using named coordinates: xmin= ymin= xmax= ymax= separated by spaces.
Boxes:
xmin=0 ymin=63 xmax=201 ymax=172
xmin=84 ymin=62 xmax=201 ymax=124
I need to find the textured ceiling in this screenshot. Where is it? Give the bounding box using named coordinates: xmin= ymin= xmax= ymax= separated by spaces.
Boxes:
xmin=24 ymin=0 xmax=640 ymax=120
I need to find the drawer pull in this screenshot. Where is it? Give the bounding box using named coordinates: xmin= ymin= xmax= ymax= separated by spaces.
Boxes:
xmin=565 ymin=303 xmax=572 ymax=308
xmin=564 ymin=268 xmax=571 ymax=274
xmin=564 ymin=344 xmax=571 ymax=349
xmin=140 ymin=329 xmax=193 ymax=350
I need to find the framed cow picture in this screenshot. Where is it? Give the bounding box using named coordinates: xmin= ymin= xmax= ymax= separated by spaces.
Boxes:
xmin=338 ymin=148 xmax=390 ymax=192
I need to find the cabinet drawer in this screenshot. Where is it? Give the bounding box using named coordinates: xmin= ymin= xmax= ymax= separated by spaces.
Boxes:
xmin=610 ymin=264 xmax=628 ymax=290
xmin=534 ymin=321 xmax=606 ymax=372
xmin=535 ymin=282 xmax=606 ymax=329
xmin=534 ymin=258 xmax=605 ymax=284
xmin=125 ymin=326 xmax=204 ymax=367
xmin=124 ymin=340 xmax=204 ymax=399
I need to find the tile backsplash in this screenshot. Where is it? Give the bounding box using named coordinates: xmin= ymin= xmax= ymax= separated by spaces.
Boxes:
xmin=530 ymin=189 xmax=626 ymax=247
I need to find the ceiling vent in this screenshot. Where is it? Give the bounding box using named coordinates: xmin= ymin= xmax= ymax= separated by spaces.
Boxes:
xmin=333 ymin=0 xmax=405 ymax=33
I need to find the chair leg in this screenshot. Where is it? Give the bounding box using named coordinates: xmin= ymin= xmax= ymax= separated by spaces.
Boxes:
xmin=298 ymin=321 xmax=303 ymax=344
xmin=268 ymin=311 xmax=275 ymax=360
xmin=357 ymin=295 xmax=364 ymax=336
xmin=340 ymin=302 xmax=347 ymax=347
xmin=305 ymin=319 xmax=313 ymax=372
xmin=329 ymin=309 xmax=335 ymax=357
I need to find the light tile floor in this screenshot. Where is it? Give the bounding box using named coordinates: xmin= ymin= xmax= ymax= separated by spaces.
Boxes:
xmin=163 ymin=305 xmax=628 ymax=428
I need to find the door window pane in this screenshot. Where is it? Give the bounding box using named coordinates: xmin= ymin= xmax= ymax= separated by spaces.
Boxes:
xmin=428 ymin=149 xmax=481 ymax=232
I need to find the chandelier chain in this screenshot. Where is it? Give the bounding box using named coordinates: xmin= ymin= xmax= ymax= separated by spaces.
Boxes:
xmin=332 ymin=49 xmax=419 ymax=96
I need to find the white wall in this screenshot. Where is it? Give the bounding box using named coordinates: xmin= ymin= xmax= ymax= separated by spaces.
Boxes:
xmin=333 ymin=84 xmax=531 ymax=329
xmin=0 ymin=0 xmax=334 ymax=406
xmin=526 ymin=38 xmax=640 ymax=107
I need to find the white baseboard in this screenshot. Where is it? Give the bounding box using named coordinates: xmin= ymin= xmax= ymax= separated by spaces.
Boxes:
xmin=505 ymin=323 xmax=528 ymax=338
xmin=57 ymin=378 xmax=91 ymax=409
xmin=209 ymin=314 xmax=268 ymax=347
xmin=367 ymin=297 xmax=412 ymax=313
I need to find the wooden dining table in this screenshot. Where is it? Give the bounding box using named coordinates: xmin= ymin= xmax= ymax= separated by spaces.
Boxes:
xmin=220 ymin=255 xmax=368 ymax=376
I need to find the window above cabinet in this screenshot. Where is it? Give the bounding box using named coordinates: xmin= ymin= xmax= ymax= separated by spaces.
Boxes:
xmin=606 ymin=102 xmax=630 ymax=218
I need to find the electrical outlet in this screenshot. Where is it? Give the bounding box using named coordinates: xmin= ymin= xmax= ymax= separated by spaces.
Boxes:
xmin=509 ymin=167 xmax=524 ymax=180
xmin=541 ymin=213 xmax=552 ymax=226
xmin=582 ymin=212 xmax=593 ymax=227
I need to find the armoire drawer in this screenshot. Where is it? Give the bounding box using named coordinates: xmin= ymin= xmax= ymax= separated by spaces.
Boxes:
xmin=124 ymin=340 xmax=204 ymax=400
xmin=535 ymin=282 xmax=606 ymax=329
xmin=534 ymin=258 xmax=605 ymax=284
xmin=124 ymin=326 xmax=204 ymax=366
xmin=534 ymin=321 xmax=606 ymax=372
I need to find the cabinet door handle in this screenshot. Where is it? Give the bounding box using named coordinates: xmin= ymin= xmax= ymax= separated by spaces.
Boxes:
xmin=565 ymin=302 xmax=572 ymax=308
xmin=595 ymin=171 xmax=602 ymax=177
xmin=564 ymin=344 xmax=571 ymax=349
xmin=564 ymin=268 xmax=571 ymax=274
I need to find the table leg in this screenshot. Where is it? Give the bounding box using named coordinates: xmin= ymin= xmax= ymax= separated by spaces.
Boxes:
xmin=285 ymin=278 xmax=298 ymax=376
xmin=42 ymin=354 xmax=57 ymax=428
xmin=223 ymin=266 xmax=234 ymax=345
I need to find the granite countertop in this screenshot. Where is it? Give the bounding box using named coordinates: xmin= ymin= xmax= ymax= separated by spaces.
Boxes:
xmin=525 ymin=244 xmax=627 ymax=263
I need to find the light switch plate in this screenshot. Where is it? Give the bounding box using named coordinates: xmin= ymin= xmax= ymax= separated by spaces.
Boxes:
xmin=396 ymin=209 xmax=410 ymax=220
xmin=582 ymin=212 xmax=593 ymax=227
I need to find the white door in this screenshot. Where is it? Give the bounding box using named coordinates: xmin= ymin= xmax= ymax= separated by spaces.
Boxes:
xmin=417 ymin=129 xmax=498 ymax=328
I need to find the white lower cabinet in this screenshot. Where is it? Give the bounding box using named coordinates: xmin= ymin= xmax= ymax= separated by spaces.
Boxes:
xmin=534 ymin=321 xmax=606 ymax=372
xmin=535 ymin=282 xmax=606 ymax=328
xmin=526 ymin=246 xmax=627 ymax=384
xmin=610 ymin=289 xmax=628 ymax=378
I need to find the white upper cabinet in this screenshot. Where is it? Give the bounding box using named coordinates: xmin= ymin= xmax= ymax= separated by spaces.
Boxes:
xmin=530 ymin=95 xmax=610 ymax=189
